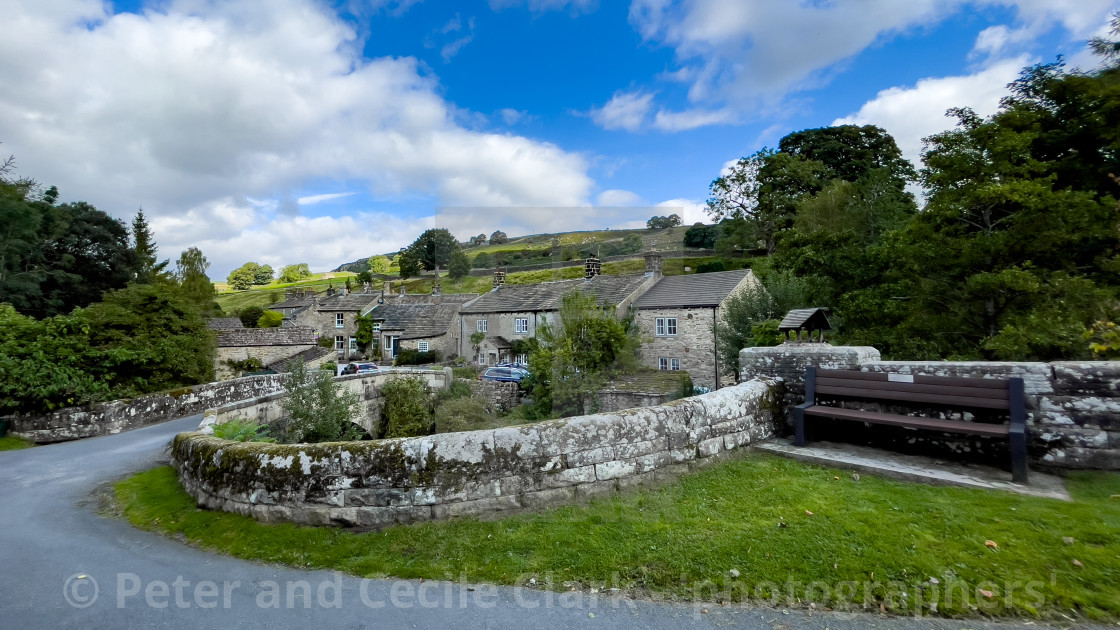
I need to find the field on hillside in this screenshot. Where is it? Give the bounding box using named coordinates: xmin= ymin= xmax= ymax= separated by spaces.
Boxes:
xmin=215 ymin=225 xmax=727 ymax=315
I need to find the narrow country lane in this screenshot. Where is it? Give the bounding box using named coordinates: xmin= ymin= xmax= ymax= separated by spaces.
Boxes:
xmin=0 ymin=416 xmax=1104 ymax=630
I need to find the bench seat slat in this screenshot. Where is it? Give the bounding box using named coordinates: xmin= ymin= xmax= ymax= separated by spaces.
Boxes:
xmin=803 ymin=405 xmax=1011 ymax=437
xmin=815 ymin=384 xmax=1011 ymax=410
xmin=817 ymin=369 xmax=1011 ymax=390
xmin=816 ymin=376 xmax=1009 ymax=400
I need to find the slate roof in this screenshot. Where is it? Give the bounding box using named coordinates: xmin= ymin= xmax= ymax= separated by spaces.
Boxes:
xmin=207 ymin=317 xmax=244 ymax=330
xmin=459 ymin=274 xmax=649 ymax=314
xmin=272 ymin=292 xmax=319 ymax=309
xmin=634 ymin=269 xmax=753 ymax=309
xmin=778 ymin=308 xmax=831 ymax=331
xmin=369 ymin=303 xmax=461 ymax=340
xmin=487 ymin=335 xmax=513 ymax=349
xmin=359 ymin=292 xmax=479 ymax=314
xmin=316 ymin=293 xmax=379 ymax=312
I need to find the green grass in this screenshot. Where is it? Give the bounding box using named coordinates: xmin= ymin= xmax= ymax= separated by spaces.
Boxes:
xmin=0 ymin=435 xmax=33 ymax=451
xmin=115 ymin=453 xmax=1120 ymax=620
xmin=215 ymin=272 xmax=359 ymax=313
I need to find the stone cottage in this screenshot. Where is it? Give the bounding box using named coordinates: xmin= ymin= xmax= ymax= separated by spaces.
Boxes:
xmin=213 ymin=326 xmax=320 ymax=380
xmin=289 ymin=288 xmax=379 ymax=361
xmin=366 ymin=302 xmax=467 ymax=361
xmin=633 ymin=267 xmax=758 ymax=390
xmin=457 ymin=258 xmax=656 ymax=365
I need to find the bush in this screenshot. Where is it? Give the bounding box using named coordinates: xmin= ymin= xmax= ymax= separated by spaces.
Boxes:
xmin=472 ymin=252 xmax=493 ymax=269
xmin=452 ymin=365 xmax=481 ymax=380
xmin=433 ymin=396 xmax=494 ymax=433
xmin=380 ymin=377 xmax=432 ymax=438
xmin=321 ymin=361 xmax=337 ymax=373
xmin=257 ymin=310 xmax=283 ymax=328
xmin=212 ymin=418 xmax=276 ymax=443
xmin=437 ymin=379 xmax=474 ymax=404
xmin=238 ymin=306 xmax=264 ymax=328
xmin=274 ymin=360 xmax=362 ymax=443
xmin=394 ymin=349 xmax=440 ymax=365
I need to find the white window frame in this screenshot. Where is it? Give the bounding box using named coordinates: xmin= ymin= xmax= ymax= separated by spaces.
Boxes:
xmin=670 ymin=358 xmax=680 ymax=371
xmin=666 ymin=317 xmax=677 ymax=336
xmin=655 ymin=318 xmax=666 ymax=336
xmin=418 ymin=341 xmax=430 ymax=352
xmin=658 ymin=357 xmax=668 ymax=370
xmin=514 ymin=318 xmax=528 ymax=334
xmin=335 ymin=313 xmax=344 ymax=328
xmin=373 ymin=321 xmax=382 ymax=332
xmin=335 ymin=335 xmax=345 ymax=351
xmin=658 ymin=357 xmax=680 ymax=371
xmin=477 ymin=319 xmax=488 ymax=333
xmin=515 ymin=353 xmax=527 ymax=365
xmin=349 ymin=337 xmax=358 ymax=352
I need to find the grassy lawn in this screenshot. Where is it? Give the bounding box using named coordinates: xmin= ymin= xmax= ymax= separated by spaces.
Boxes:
xmin=0 ymin=435 xmax=33 ymax=451
xmin=115 ymin=453 xmax=1120 ymax=620
xmin=215 ymin=272 xmax=359 ymax=313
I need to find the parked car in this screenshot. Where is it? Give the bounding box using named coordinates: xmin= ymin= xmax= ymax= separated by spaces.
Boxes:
xmin=479 ymin=367 xmax=525 ymax=383
xmin=341 ymin=362 xmax=379 ymax=375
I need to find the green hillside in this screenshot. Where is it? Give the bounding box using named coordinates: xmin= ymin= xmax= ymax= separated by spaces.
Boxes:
xmin=215 ymin=225 xmax=727 ymax=315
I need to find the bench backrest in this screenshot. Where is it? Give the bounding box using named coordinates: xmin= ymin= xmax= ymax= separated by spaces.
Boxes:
xmin=810 ymin=368 xmax=1021 ymax=411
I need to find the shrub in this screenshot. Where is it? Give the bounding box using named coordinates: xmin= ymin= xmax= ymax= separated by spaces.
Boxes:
xmin=472 ymin=252 xmax=493 ymax=269
xmin=380 ymin=377 xmax=432 ymax=438
xmin=212 ymin=418 xmax=276 ymax=443
xmin=238 ymin=306 xmax=264 ymax=328
xmin=394 ymin=349 xmax=440 ymax=365
xmin=321 ymin=361 xmax=337 ymax=373
xmin=274 ymin=360 xmax=363 ymax=443
xmin=452 ymin=365 xmax=480 ymax=380
xmin=257 ymin=310 xmax=283 ymax=328
xmin=434 ymin=396 xmax=495 ymax=433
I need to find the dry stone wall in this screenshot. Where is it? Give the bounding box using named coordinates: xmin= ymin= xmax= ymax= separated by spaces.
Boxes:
xmin=739 ymin=345 xmax=1120 ymax=470
xmin=172 ymin=378 xmax=780 ymax=528
xmin=7 ymin=375 xmax=288 ymax=443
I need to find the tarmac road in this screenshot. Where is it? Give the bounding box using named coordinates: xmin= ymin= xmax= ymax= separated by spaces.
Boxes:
xmin=0 ymin=415 xmax=1108 ymax=630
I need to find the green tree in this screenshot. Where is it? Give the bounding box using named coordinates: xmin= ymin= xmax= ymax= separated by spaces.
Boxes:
xmin=238 ymin=306 xmax=264 ymax=328
xmin=226 ymin=263 xmax=257 ymax=291
xmin=683 ymin=223 xmax=721 ymax=248
xmin=448 ymin=249 xmax=471 ymax=279
xmin=130 ymin=208 xmax=169 ymax=284
xmin=253 ymin=264 xmax=274 ymax=285
xmin=714 ymin=270 xmax=820 ymax=377
xmin=645 ymin=214 xmax=682 ymax=229
xmin=526 ymin=290 xmax=640 ymax=418
xmin=489 ymin=230 xmax=508 ymax=245
xmin=367 ymin=255 xmax=391 ymax=274
xmin=379 ymin=376 xmax=432 ymax=438
xmin=275 ymin=360 xmax=362 ymax=443
xmin=404 ymin=228 xmax=463 ymax=277
xmin=257 ymin=310 xmax=283 ymax=328
xmin=396 ymin=250 xmax=420 ymax=279
xmin=175 ymin=247 xmax=218 ymax=315
xmin=472 ymin=251 xmax=493 ymax=269
xmin=278 ymin=263 xmax=312 ymax=284
xmin=619 ymin=233 xmax=644 ymax=254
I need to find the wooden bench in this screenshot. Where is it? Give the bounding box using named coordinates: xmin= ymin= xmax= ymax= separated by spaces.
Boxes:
xmin=792 ymin=367 xmax=1028 ymax=483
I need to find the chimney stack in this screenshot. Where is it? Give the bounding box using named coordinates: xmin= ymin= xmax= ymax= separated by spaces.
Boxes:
xmin=432 ymin=280 xmax=442 ymax=297
xmin=644 ymin=251 xmax=663 ymax=277
xmin=493 ymin=269 xmax=506 ymax=290
xmin=584 ymin=256 xmax=601 ymax=279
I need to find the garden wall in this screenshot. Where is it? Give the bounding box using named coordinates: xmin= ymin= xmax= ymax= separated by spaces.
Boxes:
xmin=740 ymin=345 xmax=1120 ymax=470
xmin=172 ymin=378 xmax=780 ymax=528
xmin=6 ymin=375 xmax=289 ymax=444
xmin=200 ymin=368 xmax=453 ymax=436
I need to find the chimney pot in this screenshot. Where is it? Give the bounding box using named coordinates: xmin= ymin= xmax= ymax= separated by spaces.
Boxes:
xmin=584 ymin=256 xmax=601 ymax=279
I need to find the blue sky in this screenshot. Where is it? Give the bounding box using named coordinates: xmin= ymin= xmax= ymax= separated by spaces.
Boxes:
xmin=1 ymin=0 xmax=1116 ymax=277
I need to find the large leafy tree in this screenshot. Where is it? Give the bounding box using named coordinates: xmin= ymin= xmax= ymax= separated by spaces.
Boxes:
xmin=278 ymin=263 xmax=311 ymax=283
xmin=175 ymin=247 xmax=219 ymax=315
xmin=403 ymin=228 xmax=463 ymax=276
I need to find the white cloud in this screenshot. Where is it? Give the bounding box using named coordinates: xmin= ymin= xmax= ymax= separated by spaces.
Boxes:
xmin=596 ymin=189 xmax=644 ymax=206
xmin=0 ymin=0 xmax=593 ymax=276
xmin=832 ymin=56 xmax=1031 ymax=171
xmin=498 ymin=108 xmax=530 ymax=125
xmin=589 ymin=90 xmax=655 ymax=131
xmin=620 ymin=0 xmax=1117 ymax=131
xmin=489 ymin=0 xmax=599 ymax=15
xmin=652 ymin=107 xmax=735 ymax=132
xmin=297 ymin=192 xmax=356 ymax=205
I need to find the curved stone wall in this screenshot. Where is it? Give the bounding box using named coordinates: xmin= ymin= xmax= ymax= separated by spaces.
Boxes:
xmin=172 ymin=377 xmax=780 ymax=528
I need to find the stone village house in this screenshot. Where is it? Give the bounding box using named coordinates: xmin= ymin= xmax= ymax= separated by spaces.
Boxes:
xmin=456 ymin=256 xmax=660 ymax=366
xmin=633 ymin=267 xmax=758 ymax=389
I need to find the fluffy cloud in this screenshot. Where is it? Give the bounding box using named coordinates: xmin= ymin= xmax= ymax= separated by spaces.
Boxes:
xmin=590 ymin=90 xmax=655 ymax=131
xmin=620 ymin=0 xmax=1116 ymax=131
xmin=0 ymin=0 xmax=593 ymax=275
xmin=596 ymin=189 xmax=644 ymax=206
xmin=832 ymin=56 xmax=1030 ymax=170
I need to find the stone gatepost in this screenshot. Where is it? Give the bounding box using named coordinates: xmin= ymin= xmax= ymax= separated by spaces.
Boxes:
xmin=739 ymin=344 xmax=880 ymax=432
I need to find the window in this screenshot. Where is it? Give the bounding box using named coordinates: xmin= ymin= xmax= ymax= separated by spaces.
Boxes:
xmin=335 ymin=336 xmax=345 ymax=351
xmin=477 ymin=319 xmax=488 ymax=333
xmin=670 ymin=358 xmax=680 ymax=371
xmin=514 ymin=353 xmax=527 ymax=365
xmin=349 ymin=337 xmax=358 ymax=352
xmin=658 ymin=357 xmax=680 ymax=371
xmin=655 ymin=317 xmax=677 ymax=336
xmin=335 ymin=313 xmax=344 ymax=328
xmin=514 ymin=318 xmax=528 ymax=334
xmin=373 ymin=322 xmax=382 ymax=332
xmin=418 ymin=341 xmax=429 ymax=352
